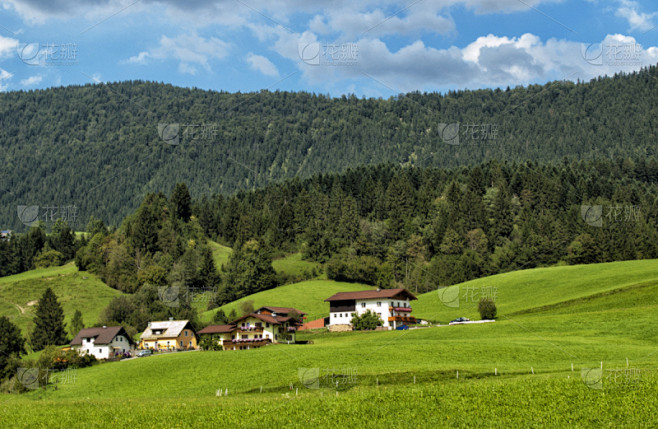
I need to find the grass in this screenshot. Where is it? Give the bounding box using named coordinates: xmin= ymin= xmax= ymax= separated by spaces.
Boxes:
xmin=201 ymin=280 xmax=373 ymax=322
xmin=272 ymin=252 xmax=322 ymax=278
xmin=4 ymin=259 xmax=658 ymax=427
xmin=208 ymin=240 xmax=232 ymax=270
xmin=0 ymin=262 xmax=124 ymax=334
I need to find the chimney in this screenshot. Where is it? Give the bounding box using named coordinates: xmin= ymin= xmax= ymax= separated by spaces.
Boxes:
xmin=148 ymin=322 xmax=152 ymax=328
xmin=102 ymin=325 xmax=107 ymax=329
xmin=169 ymin=317 xmax=173 ymax=321
xmin=376 ymin=288 xmax=381 ymax=292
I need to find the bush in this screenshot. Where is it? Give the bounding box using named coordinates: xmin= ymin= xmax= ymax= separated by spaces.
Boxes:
xmin=33 ymin=249 xmax=64 ymax=268
xmin=199 ymin=336 xmax=223 ymax=351
xmin=351 ymin=310 xmax=382 ymax=330
xmin=478 ymin=297 xmax=497 ymax=320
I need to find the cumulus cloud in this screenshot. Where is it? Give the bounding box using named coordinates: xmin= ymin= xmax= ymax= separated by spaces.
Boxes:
xmin=0 ymin=69 xmax=13 ymax=91
xmin=615 ymin=0 xmax=656 ymax=32
xmin=0 ymin=35 xmax=18 ymax=59
xmin=20 ymin=75 xmax=42 ymax=86
xmin=124 ymin=33 xmax=231 ymax=73
xmin=246 ymin=53 xmax=279 ymax=76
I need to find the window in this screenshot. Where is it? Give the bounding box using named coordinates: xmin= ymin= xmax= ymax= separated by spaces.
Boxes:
xmin=185 ymin=331 xmax=188 ymax=337
xmin=377 ymin=302 xmax=381 ymax=307
xmin=361 ymin=303 xmax=366 ymax=308
xmin=180 ymin=340 xmax=183 ymax=347
xmin=266 ymin=323 xmax=270 ymax=327
xmin=391 ymin=301 xmax=394 ymax=307
xmin=98 ymin=349 xmax=102 ymax=354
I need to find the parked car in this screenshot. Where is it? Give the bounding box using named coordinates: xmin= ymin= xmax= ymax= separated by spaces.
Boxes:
xmin=136 ymin=350 xmax=152 ymax=357
xmin=450 ymin=317 xmax=470 ymax=324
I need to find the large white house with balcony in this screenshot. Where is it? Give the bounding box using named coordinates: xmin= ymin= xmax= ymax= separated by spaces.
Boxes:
xmin=198 ymin=306 xmax=306 ymax=350
xmin=324 ymin=288 xmax=418 ymax=331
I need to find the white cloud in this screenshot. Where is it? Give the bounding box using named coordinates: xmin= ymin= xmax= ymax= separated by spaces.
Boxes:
xmin=616 ymin=0 xmax=656 ymax=32
xmin=0 ymin=35 xmax=18 ymax=59
xmin=0 ymin=69 xmax=13 ymax=91
xmin=134 ymin=33 xmax=231 ymax=73
xmin=246 ymin=53 xmax=279 ymax=76
xmin=20 ymin=75 xmax=42 ymax=86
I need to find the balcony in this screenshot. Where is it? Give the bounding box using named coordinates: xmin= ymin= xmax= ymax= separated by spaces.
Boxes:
xmin=388 ymin=315 xmax=417 ymax=323
xmin=390 ymin=307 xmax=412 ymax=313
xmin=223 ymin=338 xmax=271 ymax=350
xmin=238 ymin=326 xmax=264 ymax=332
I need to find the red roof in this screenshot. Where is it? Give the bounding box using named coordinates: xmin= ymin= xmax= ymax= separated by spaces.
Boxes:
xmin=324 ymin=288 xmax=417 ymax=302
xmin=198 ymin=324 xmax=236 ymax=334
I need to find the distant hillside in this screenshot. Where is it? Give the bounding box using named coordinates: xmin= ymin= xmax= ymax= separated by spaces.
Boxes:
xmin=3 ymin=66 xmax=658 ymax=230
xmin=413 ymin=258 xmax=658 ymax=322
xmin=202 ymin=280 xmax=373 ymax=323
xmin=0 ymin=263 xmax=124 ymax=335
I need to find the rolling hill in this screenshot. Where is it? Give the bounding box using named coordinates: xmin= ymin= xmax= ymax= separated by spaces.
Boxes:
xmin=0 ymin=263 xmax=124 ymax=336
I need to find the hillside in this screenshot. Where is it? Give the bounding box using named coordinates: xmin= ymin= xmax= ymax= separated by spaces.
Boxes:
xmin=0 ymin=263 xmax=124 ymax=335
xmin=3 ymin=67 xmax=658 ymax=231
xmin=4 ymin=259 xmax=658 ymax=427
xmin=413 ymin=258 xmax=658 ymax=322
xmin=202 ymin=280 xmax=373 ymax=323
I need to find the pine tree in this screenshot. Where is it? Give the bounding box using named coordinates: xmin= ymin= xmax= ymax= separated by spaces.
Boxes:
xmin=31 ymin=288 xmax=68 ymax=350
xmin=69 ymin=309 xmax=84 ymax=337
xmin=199 ymin=246 xmax=220 ymax=290
xmin=170 ymin=183 xmax=192 ymax=222
xmin=0 ymin=316 xmax=25 ymax=380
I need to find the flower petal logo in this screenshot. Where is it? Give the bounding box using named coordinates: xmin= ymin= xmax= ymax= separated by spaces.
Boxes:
xmin=438 ymin=285 xmax=460 ymax=308
xmin=438 ymin=123 xmax=460 ymax=145
xmin=581 ymin=43 xmax=603 ymax=66
xmin=298 ymin=42 xmax=321 ymax=66
xmin=17 ymin=205 xmax=40 ymax=227
xmin=298 ymin=367 xmax=320 ymax=389
xmin=158 ymin=123 xmax=180 ymax=145
xmin=17 ymin=368 xmax=40 ymax=390
xmin=16 ymin=43 xmax=44 ymax=66
xmin=158 ymin=285 xmax=180 ymax=308
xmin=581 ymin=367 xmax=603 ymax=390
xmin=581 ymin=205 xmax=602 ymax=227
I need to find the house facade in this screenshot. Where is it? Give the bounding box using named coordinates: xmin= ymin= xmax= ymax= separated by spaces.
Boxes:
xmin=70 ymin=326 xmax=134 ymax=359
xmin=139 ymin=319 xmax=197 ymax=350
xmin=198 ymin=306 xmax=305 ymax=351
xmin=324 ymin=288 xmax=418 ymax=330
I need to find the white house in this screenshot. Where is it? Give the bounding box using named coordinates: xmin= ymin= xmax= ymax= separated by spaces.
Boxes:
xmin=70 ymin=326 xmax=135 ymax=359
xmin=198 ymin=306 xmax=306 ymax=350
xmin=324 ymin=288 xmax=418 ymax=330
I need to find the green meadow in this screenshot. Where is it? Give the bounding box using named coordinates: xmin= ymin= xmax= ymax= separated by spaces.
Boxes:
xmin=2 ymin=259 xmax=657 ymax=427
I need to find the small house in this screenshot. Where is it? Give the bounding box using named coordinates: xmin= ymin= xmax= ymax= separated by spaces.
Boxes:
xmin=70 ymin=326 xmax=135 ymax=359
xmin=139 ymin=319 xmax=197 ymax=351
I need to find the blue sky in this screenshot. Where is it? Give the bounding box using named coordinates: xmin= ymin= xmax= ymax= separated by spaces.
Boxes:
xmin=0 ymin=0 xmax=657 ymax=96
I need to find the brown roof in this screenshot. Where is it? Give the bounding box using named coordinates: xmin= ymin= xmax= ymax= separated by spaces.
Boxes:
xmin=233 ymin=313 xmax=292 ymax=325
xmin=70 ymin=326 xmax=133 ymax=346
xmin=257 ymin=306 xmax=307 ymax=315
xmin=324 ymin=288 xmax=417 ymax=302
xmin=198 ymin=324 xmax=236 ymax=335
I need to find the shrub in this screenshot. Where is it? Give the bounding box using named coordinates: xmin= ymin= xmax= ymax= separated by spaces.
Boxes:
xmin=478 ymin=297 xmax=497 ymax=320
xmin=351 ymin=310 xmax=383 ymax=330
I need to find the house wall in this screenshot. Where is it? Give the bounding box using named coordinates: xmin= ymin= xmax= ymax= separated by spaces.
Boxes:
xmin=329 ymin=297 xmax=412 ymax=330
xmin=75 ymin=339 xmax=110 ymax=359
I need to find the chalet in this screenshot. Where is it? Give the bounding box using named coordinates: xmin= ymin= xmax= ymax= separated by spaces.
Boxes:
xmin=324 ymin=288 xmax=418 ymax=331
xmin=0 ymin=230 xmax=11 ymax=241
xmin=139 ymin=319 xmax=197 ymax=351
xmin=198 ymin=306 xmax=306 ymax=351
xmin=70 ymin=326 xmax=134 ymax=359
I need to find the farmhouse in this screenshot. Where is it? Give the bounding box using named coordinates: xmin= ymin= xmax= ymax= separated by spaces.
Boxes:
xmin=139 ymin=319 xmax=197 ymax=351
xmin=324 ymin=288 xmax=417 ymax=331
xmin=198 ymin=306 xmax=305 ymax=350
xmin=70 ymin=326 xmax=135 ymax=359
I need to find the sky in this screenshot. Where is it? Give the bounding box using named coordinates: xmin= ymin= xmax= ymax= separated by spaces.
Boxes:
xmin=0 ymin=0 xmax=657 ymax=97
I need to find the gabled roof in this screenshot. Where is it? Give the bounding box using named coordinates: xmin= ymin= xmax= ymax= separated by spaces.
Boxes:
xmin=140 ymin=320 xmax=195 ymax=340
xmin=232 ymin=313 xmax=293 ymax=325
xmin=256 ymin=306 xmax=307 ymax=316
xmin=70 ymin=326 xmax=133 ymax=346
xmin=198 ymin=324 xmax=236 ymax=335
xmin=324 ymin=288 xmax=417 ymax=302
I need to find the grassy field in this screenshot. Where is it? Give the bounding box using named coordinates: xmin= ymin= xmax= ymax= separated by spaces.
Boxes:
xmin=208 ymin=240 xmax=232 ymax=270
xmin=3 ymin=260 xmax=658 ymax=427
xmin=201 ymin=280 xmax=373 ymax=323
xmin=0 ymin=263 xmax=124 ymax=335
xmin=272 ymin=252 xmax=322 ymax=277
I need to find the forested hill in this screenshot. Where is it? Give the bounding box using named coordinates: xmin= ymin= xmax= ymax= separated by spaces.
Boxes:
xmin=2 ymin=65 xmax=658 ymax=231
